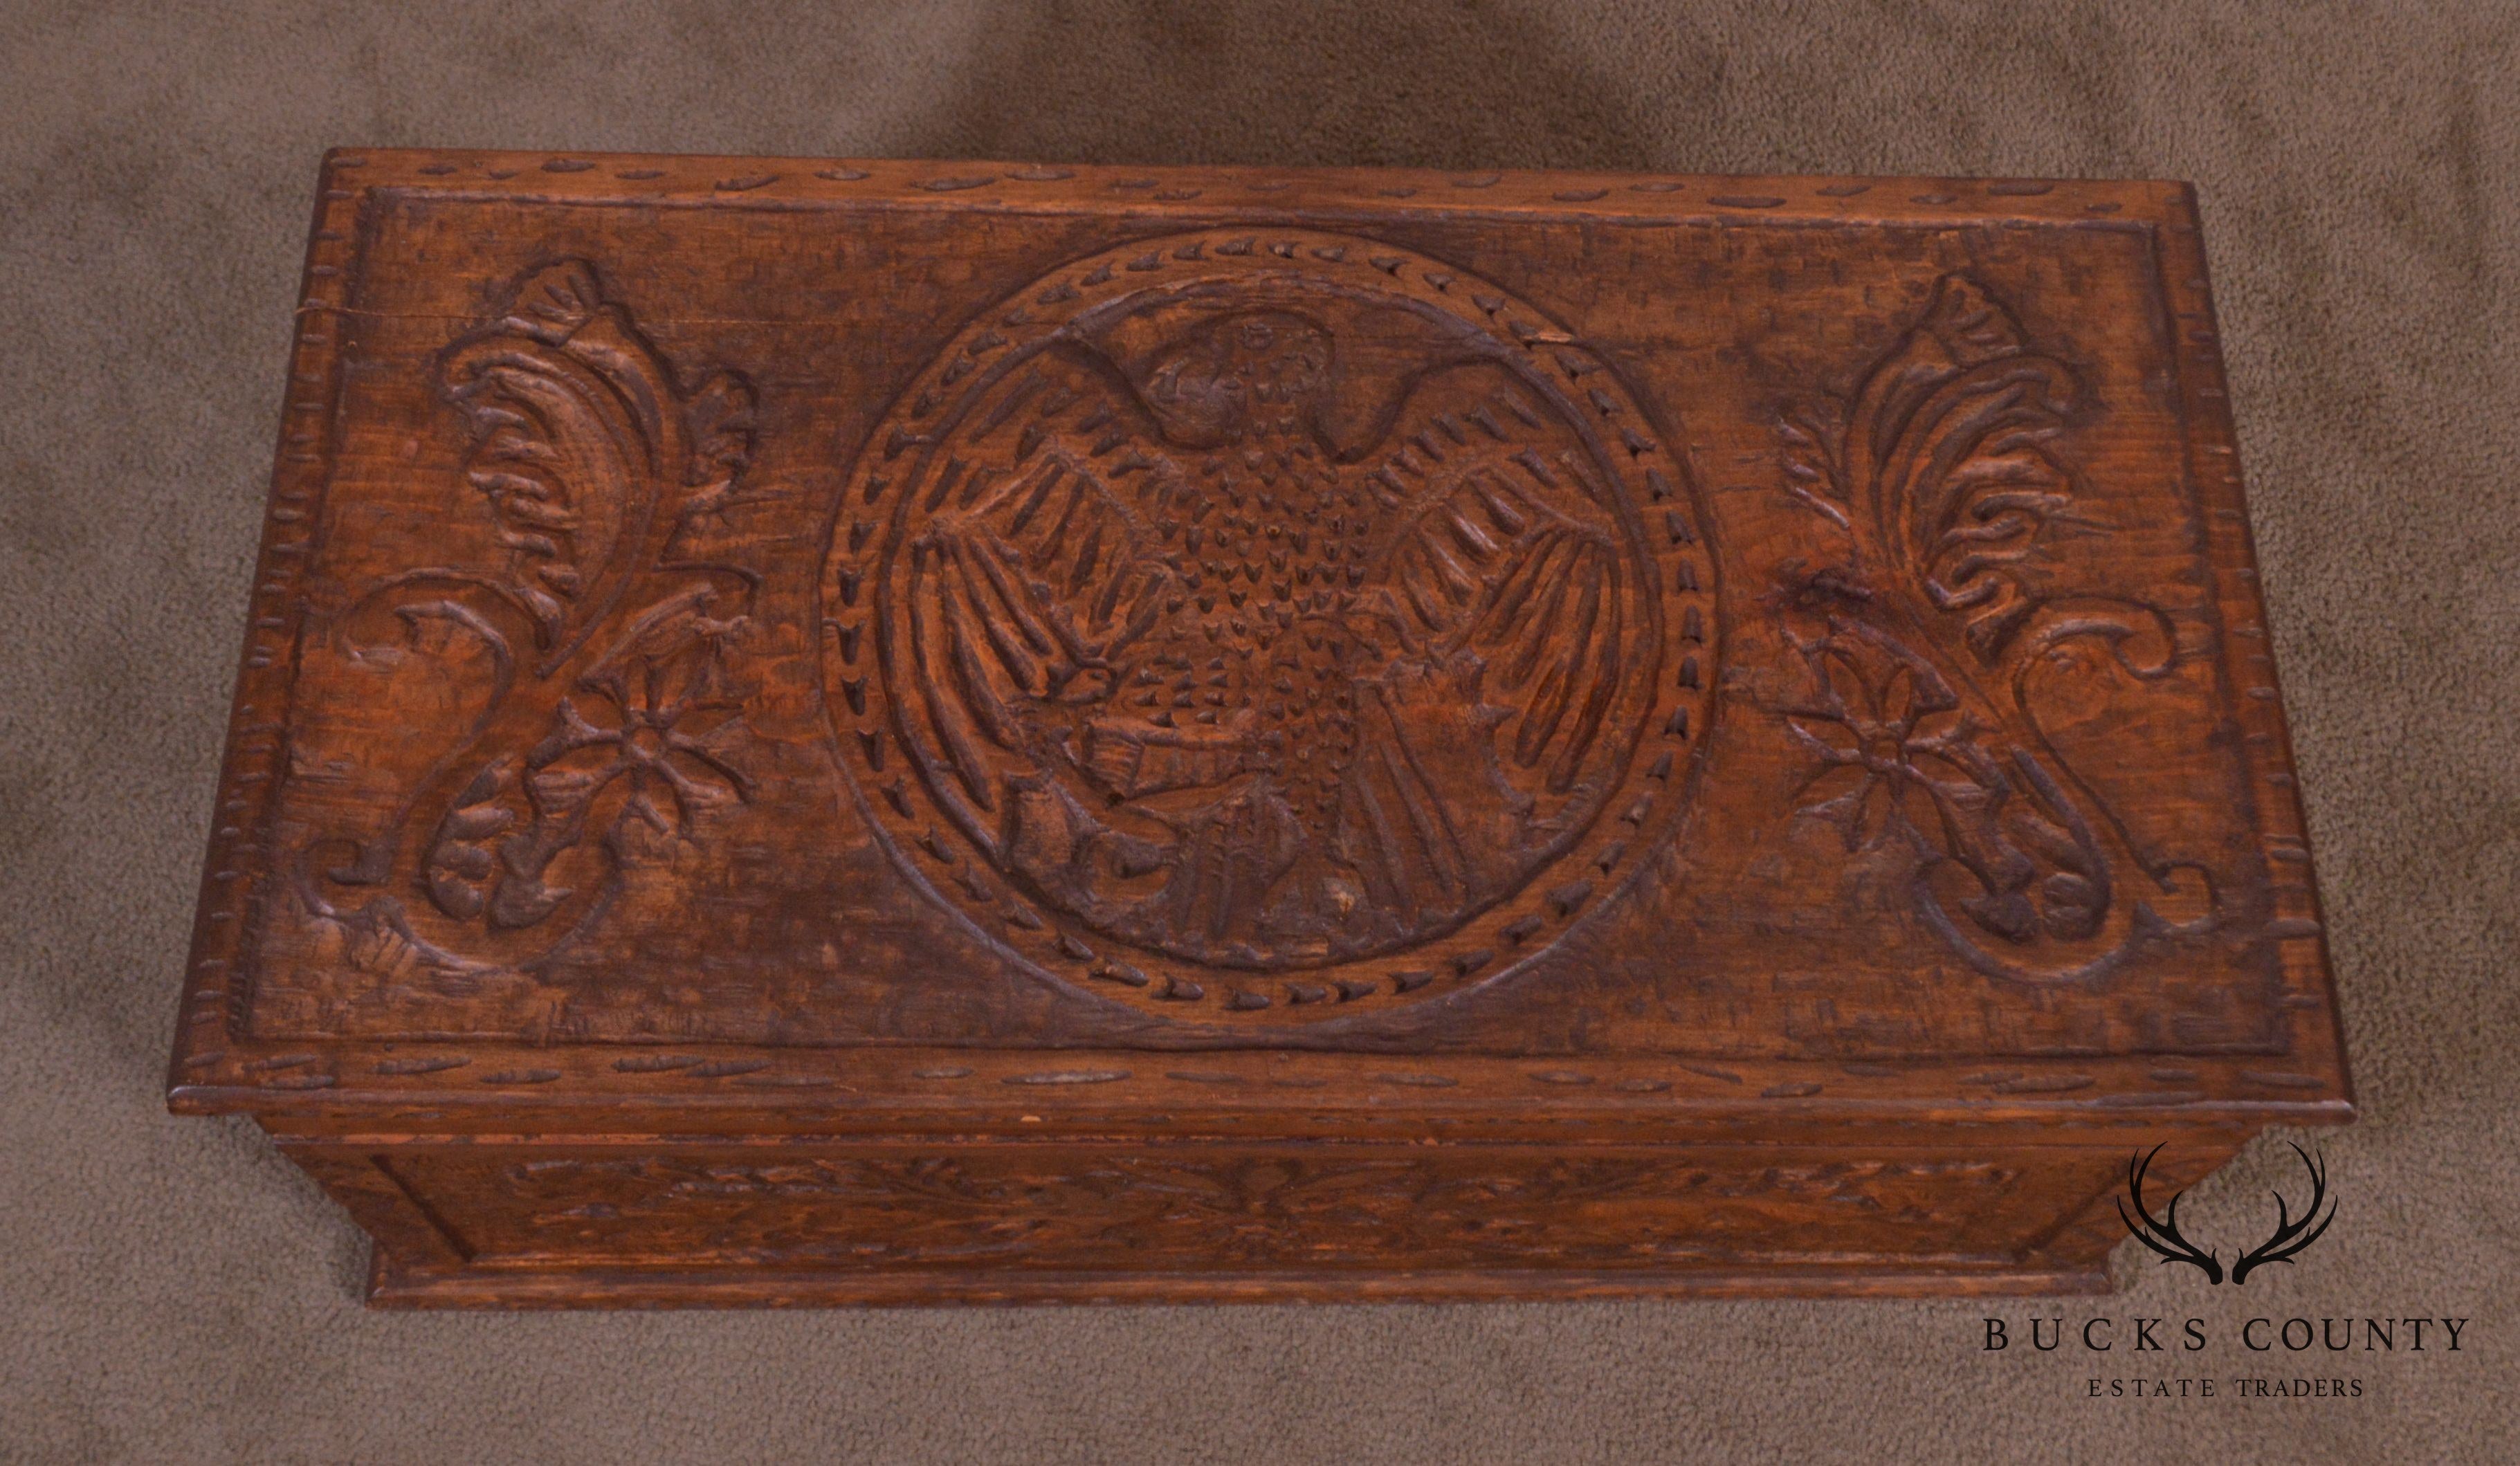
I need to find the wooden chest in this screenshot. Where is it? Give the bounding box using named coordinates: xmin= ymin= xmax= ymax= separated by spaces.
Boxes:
xmin=167 ymin=149 xmax=2350 ymax=1305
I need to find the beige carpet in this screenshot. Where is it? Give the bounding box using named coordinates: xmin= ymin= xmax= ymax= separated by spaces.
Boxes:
xmin=2 ymin=1 xmax=2514 ymax=1460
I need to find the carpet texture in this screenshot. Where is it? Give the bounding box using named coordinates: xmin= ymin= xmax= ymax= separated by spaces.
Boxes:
xmin=1 ymin=2 xmax=2514 ymax=1461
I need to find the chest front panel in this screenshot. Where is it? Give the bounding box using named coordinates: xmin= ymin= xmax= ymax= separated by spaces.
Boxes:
xmin=206 ymin=157 xmax=2326 ymax=1076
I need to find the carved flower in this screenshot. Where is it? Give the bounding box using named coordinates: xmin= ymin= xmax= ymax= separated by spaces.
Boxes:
xmin=527 ymin=609 xmax=754 ymax=839
xmin=423 ymin=605 xmax=756 ymax=931
xmin=1782 ymin=625 xmax=2123 ymax=946
xmin=1782 ymin=633 xmax=1988 ymax=854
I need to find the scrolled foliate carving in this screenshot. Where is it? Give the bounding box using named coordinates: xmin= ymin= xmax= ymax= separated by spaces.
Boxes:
xmin=298 ymin=260 xmax=763 ymax=976
xmin=1769 ymin=275 xmax=2215 ymax=987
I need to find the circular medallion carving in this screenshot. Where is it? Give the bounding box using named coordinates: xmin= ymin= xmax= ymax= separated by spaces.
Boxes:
xmin=823 ymin=228 xmax=1715 ymax=1021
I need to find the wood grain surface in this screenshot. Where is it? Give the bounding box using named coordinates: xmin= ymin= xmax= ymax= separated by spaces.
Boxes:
xmin=165 ymin=149 xmax=2349 ymax=1305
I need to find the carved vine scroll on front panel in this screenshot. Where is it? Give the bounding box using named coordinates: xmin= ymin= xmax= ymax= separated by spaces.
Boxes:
xmin=1769 ymin=275 xmax=2217 ymax=987
xmin=291 ymin=261 xmax=764 ymax=980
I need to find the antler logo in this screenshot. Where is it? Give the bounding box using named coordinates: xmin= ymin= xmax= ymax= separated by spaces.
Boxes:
xmin=2119 ymin=1143 xmax=2337 ymax=1285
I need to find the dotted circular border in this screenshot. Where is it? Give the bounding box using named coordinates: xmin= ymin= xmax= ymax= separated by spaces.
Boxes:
xmin=820 ymin=227 xmax=1717 ymax=1023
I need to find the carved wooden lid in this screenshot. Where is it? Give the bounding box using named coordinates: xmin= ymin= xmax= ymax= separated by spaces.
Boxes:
xmin=167 ymin=151 xmax=2348 ymax=1134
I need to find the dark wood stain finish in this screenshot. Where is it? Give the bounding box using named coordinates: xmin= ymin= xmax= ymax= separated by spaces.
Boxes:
xmin=167 ymin=150 xmax=2350 ymax=1307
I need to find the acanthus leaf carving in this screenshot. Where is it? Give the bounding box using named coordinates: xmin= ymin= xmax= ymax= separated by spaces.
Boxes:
xmin=295 ymin=259 xmax=765 ymax=979
xmin=1771 ymin=274 xmax=2214 ymax=987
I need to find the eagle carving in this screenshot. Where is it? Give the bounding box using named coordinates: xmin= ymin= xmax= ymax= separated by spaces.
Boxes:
xmin=870 ymin=282 xmax=1668 ymax=975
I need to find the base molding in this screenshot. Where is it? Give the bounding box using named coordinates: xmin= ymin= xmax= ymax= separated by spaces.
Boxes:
xmin=366 ymin=1251 xmax=2110 ymax=1308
